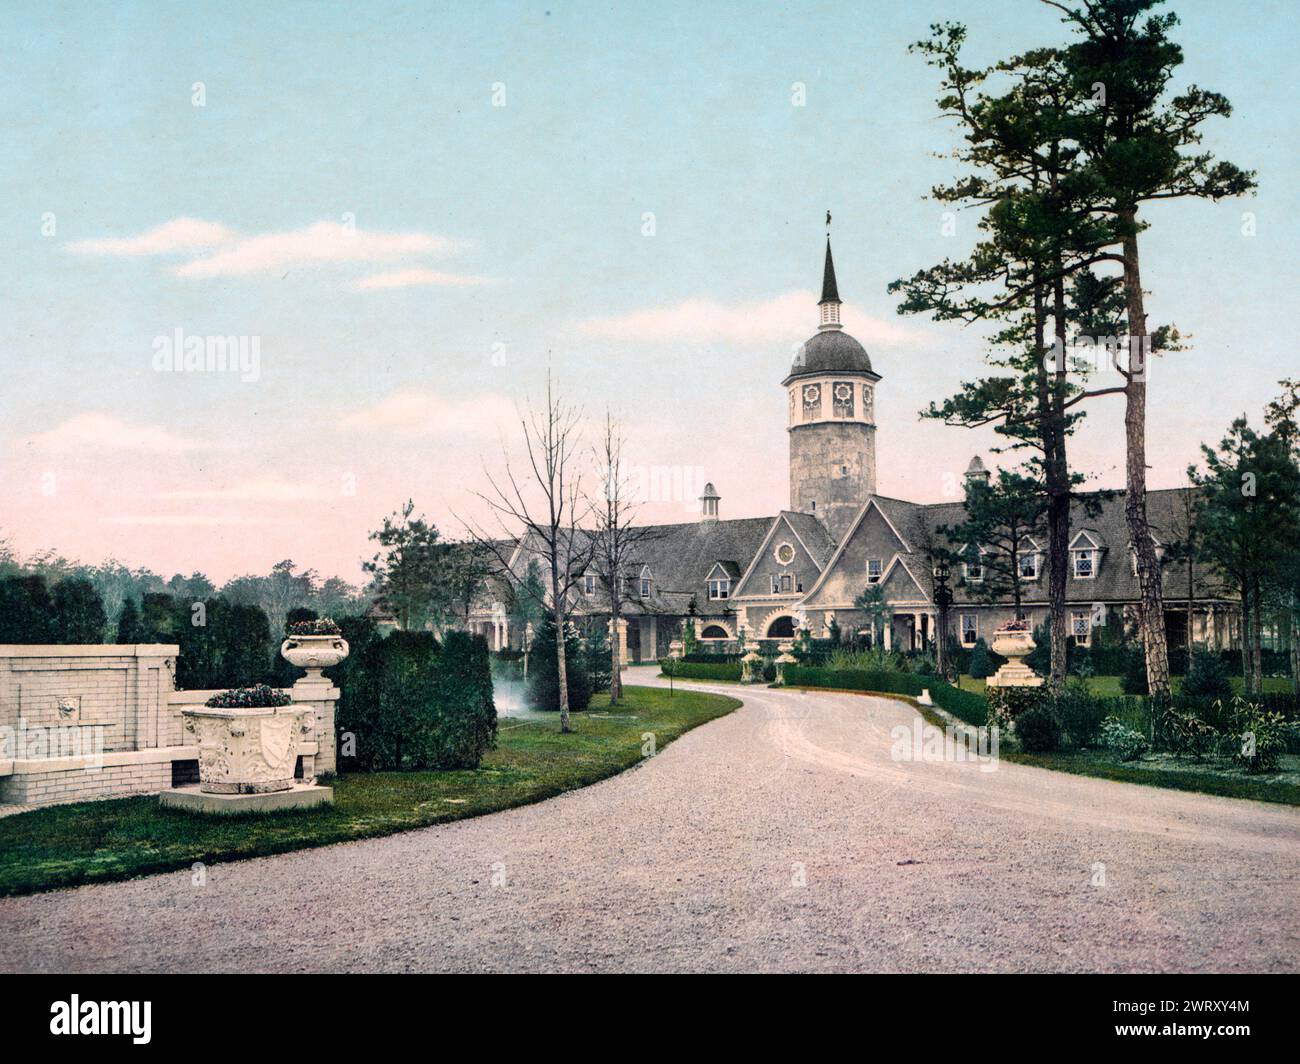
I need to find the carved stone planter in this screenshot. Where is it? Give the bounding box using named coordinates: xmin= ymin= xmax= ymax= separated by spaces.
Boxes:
xmin=183 ymin=705 xmax=313 ymax=794
xmin=986 ymin=626 xmax=1043 ymax=688
xmin=280 ymin=633 xmax=349 ymax=678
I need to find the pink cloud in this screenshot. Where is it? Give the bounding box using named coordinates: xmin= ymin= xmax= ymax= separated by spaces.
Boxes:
xmin=575 ymin=291 xmax=927 ymax=347
xmin=66 ymin=218 xmax=234 ymax=257
xmin=352 ymin=267 xmax=486 ymax=290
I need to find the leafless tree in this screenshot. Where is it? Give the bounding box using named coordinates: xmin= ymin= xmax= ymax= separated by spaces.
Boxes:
xmin=464 ymin=373 xmax=595 ymax=732
xmin=588 ymin=410 xmax=663 ymax=704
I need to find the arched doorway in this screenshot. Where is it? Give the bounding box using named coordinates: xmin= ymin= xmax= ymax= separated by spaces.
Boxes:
xmin=700 ymin=624 xmax=730 ymax=639
xmin=766 ymin=615 xmax=796 ymax=639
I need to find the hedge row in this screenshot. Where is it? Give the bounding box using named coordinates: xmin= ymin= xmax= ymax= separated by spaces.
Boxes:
xmin=660 ymin=659 xmax=743 ymax=682
xmin=780 ymin=666 xmax=988 ymax=727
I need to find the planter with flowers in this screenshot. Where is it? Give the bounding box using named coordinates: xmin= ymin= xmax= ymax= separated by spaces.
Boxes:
xmin=281 ymin=618 xmax=350 ymax=679
xmin=986 ymin=619 xmax=1043 ymax=688
xmin=183 ymin=684 xmax=313 ymax=794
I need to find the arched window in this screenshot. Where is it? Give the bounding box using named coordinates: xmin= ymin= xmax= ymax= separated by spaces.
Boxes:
xmin=766 ymin=615 xmax=796 ymax=638
xmin=700 ymin=625 xmax=729 ymax=639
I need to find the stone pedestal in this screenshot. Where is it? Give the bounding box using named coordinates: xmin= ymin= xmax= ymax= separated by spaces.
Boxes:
xmin=161 ymin=781 xmax=333 ymax=814
xmin=774 ymin=642 xmax=797 ymax=686
xmin=740 ymin=650 xmax=764 ymax=685
xmin=610 ymin=618 xmax=629 ymax=670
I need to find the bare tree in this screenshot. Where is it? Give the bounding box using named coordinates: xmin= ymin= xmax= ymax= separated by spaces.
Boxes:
xmin=464 ymin=374 xmax=595 ymax=733
xmin=588 ymin=411 xmax=662 ymax=705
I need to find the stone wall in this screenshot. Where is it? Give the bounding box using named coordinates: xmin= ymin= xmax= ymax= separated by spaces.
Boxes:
xmin=0 ymin=644 xmax=338 ymax=811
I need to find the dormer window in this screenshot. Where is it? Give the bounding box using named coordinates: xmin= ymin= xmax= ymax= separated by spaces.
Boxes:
xmin=867 ymin=558 xmax=883 ymax=584
xmin=584 ymin=574 xmax=596 ymax=595
xmin=1073 ymin=549 xmax=1094 ymax=579
xmin=1018 ymin=553 xmax=1039 ymax=580
xmin=963 ymin=546 xmax=983 ymax=583
xmin=708 ymin=578 xmax=730 ymax=600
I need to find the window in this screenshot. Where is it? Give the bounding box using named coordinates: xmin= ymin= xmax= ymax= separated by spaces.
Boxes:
xmin=1018 ymin=553 xmax=1038 ymax=580
xmin=584 ymin=574 xmax=596 ymax=595
xmin=780 ymin=573 xmax=793 ymax=594
xmin=960 ymin=614 xmax=977 ymax=646
xmin=708 ymin=578 xmax=730 ymax=600
xmin=1073 ymin=549 xmax=1094 ymax=579
xmin=1071 ymin=610 xmax=1091 ymax=646
xmin=867 ymin=558 xmax=883 ymax=584
xmin=640 ymin=577 xmax=651 ymax=598
xmin=963 ymin=548 xmax=982 ymax=583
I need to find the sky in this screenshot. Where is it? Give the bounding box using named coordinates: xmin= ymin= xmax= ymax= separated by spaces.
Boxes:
xmin=1 ymin=0 xmax=1296 ymax=585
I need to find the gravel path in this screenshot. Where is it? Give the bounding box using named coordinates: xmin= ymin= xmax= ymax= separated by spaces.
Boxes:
xmin=2 ymin=680 xmax=1297 ymax=973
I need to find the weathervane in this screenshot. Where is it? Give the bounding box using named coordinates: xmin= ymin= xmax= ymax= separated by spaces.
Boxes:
xmin=825 ymin=209 xmax=832 ymax=233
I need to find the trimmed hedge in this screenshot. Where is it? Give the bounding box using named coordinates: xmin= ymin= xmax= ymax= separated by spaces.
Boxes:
xmin=661 ymin=659 xmax=743 ymax=682
xmin=780 ymin=666 xmax=988 ymax=727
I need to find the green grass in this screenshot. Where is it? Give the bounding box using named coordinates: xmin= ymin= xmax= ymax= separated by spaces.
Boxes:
xmin=1004 ymin=750 xmax=1300 ymax=806
xmin=957 ymin=673 xmax=1293 ymax=696
xmin=0 ymin=685 xmax=740 ymax=898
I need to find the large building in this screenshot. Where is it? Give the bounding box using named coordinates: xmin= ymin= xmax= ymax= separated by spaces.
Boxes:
xmin=471 ymin=239 xmax=1239 ymax=662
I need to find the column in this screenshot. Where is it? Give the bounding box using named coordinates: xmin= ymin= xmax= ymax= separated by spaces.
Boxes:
xmin=643 ymin=616 xmax=658 ymax=662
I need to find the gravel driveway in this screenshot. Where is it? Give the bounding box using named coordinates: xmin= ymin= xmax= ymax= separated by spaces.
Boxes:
xmin=2 ymin=680 xmax=1297 ymax=973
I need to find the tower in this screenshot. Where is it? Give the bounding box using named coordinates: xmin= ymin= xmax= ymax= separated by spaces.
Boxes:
xmin=783 ymin=235 xmax=880 ymax=542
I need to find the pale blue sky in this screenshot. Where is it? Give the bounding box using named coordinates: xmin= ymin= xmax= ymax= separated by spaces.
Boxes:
xmin=1 ymin=0 xmax=1295 ymax=581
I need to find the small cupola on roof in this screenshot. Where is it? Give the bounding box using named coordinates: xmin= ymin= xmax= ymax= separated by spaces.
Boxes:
xmin=699 ymin=481 xmax=720 ymax=521
xmin=965 ymin=455 xmax=991 ymax=486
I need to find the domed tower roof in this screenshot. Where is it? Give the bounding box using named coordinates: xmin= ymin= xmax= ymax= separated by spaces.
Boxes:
xmin=783 ymin=239 xmax=879 ymax=384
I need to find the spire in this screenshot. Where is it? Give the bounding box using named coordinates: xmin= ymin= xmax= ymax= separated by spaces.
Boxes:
xmin=818 ymin=233 xmax=842 ymax=330
xmin=820 ymin=238 xmax=840 ymax=305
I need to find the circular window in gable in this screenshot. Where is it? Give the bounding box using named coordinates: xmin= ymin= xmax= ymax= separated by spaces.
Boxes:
xmin=775 ymin=542 xmax=796 ymax=565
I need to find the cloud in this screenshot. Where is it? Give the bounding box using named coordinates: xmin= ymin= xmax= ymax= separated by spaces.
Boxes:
xmin=178 ymin=222 xmax=460 ymax=278
xmin=20 ymin=413 xmax=201 ymax=453
xmin=66 ymin=218 xmax=235 ymax=257
xmin=575 ymin=290 xmax=926 ymax=347
xmin=153 ymin=478 xmax=333 ymax=502
xmin=352 ymin=267 xmax=486 ymax=290
xmin=67 ymin=218 xmax=465 ymax=281
xmin=103 ymin=515 xmax=277 ymax=527
xmin=337 ymin=387 xmax=516 ymax=437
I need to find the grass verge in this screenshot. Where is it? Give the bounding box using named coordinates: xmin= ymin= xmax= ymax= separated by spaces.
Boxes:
xmin=0 ymin=685 xmax=740 ymax=898
xmin=1003 ymin=750 xmax=1300 ymax=806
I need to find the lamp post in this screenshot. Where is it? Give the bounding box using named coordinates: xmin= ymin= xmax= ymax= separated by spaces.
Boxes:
xmin=933 ymin=560 xmax=954 ymax=682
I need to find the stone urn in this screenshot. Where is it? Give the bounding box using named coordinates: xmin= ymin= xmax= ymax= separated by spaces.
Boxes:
xmin=987 ymin=623 xmax=1043 ymax=688
xmin=740 ymin=649 xmax=764 ymax=685
xmin=183 ymin=704 xmax=313 ymax=794
xmin=280 ymin=632 xmax=349 ymax=680
xmin=773 ymin=641 xmax=797 ymax=686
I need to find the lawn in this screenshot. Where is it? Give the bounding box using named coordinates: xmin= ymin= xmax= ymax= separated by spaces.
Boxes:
xmin=1004 ymin=750 xmax=1300 ymax=806
xmin=956 ymin=673 xmax=1293 ymax=696
xmin=0 ymin=685 xmax=740 ymax=898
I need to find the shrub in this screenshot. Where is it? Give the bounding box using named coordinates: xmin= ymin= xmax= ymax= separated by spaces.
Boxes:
xmin=1182 ymin=648 xmax=1233 ymax=701
xmin=1099 ymin=716 xmax=1149 ymax=761
xmin=1052 ymin=682 xmax=1108 ymax=748
xmin=1161 ymin=708 xmax=1217 ymax=761
xmin=527 ymin=618 xmax=593 ymax=712
xmin=1229 ymin=699 xmax=1296 ymax=774
xmin=583 ymin=621 xmax=612 ymax=694
xmin=1016 ymin=706 xmax=1062 ymax=753
xmin=968 ymin=639 xmax=995 ymax=680
xmin=661 ymin=659 xmax=743 ymax=682
xmin=431 ymin=630 xmax=498 ymax=769
xmin=781 ymin=665 xmax=989 ymax=727
xmin=1121 ymin=646 xmax=1149 ymax=695
xmin=205 ymin=683 xmax=292 ymax=709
